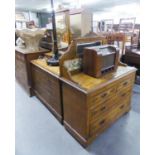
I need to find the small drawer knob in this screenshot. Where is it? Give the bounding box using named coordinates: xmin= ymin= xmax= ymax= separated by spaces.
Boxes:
xmin=100 ymin=106 xmax=106 ymax=111
xmin=123 ymin=81 xmax=128 ymax=86
xmin=99 ymin=120 xmax=105 ymax=126
xmin=121 ymin=93 xmax=126 ymax=97
xmin=101 ymin=93 xmax=108 ymax=98
xmin=120 ymin=105 xmax=125 ymax=109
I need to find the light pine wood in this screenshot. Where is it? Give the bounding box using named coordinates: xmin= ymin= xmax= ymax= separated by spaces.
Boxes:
xmin=61 ymin=66 xmax=136 ymax=147
xmin=44 ymin=52 xmax=54 ymax=58
xmin=31 ymin=59 xmax=60 ymax=76
xmin=71 ymin=66 xmax=136 ymax=91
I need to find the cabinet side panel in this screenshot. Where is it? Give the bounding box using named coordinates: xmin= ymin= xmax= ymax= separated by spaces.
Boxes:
xmin=31 ymin=64 xmax=62 ymax=122
xmin=15 ymin=52 xmax=29 ymax=94
xmin=62 ymin=82 xmax=88 ymax=139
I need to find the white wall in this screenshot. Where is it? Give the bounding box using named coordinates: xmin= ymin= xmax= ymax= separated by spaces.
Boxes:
xmin=29 ymin=12 xmax=39 ymax=27
xmin=93 ymin=3 xmax=140 ymax=24
xmin=15 ymin=10 xmax=39 ymax=27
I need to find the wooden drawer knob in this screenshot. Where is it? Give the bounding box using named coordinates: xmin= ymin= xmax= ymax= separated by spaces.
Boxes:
xmin=120 ymin=105 xmax=125 ymax=109
xmin=121 ymin=93 xmax=126 ymax=97
xmin=99 ymin=120 xmax=105 ymax=126
xmin=123 ymin=81 xmax=128 ymax=86
xmin=100 ymin=106 xmax=106 ymax=111
xmin=101 ymin=92 xmax=108 ymax=98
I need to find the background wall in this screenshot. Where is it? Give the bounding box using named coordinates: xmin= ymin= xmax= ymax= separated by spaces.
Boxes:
xmin=15 ymin=10 xmax=40 ymax=28
xmin=93 ymin=3 xmax=140 ymax=24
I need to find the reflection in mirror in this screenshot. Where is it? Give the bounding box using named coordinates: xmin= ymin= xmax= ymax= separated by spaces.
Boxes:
xmin=55 ymin=10 xmax=71 ymax=49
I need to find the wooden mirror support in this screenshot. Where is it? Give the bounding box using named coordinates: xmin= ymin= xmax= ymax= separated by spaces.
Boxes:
xmin=59 ymin=36 xmax=123 ymax=81
xmin=59 ymin=41 xmax=77 ymax=81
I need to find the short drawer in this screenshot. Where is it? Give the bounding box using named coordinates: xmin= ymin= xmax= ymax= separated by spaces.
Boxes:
xmin=90 ymin=94 xmax=130 ymax=123
xmin=116 ymin=75 xmax=134 ymax=91
xmin=90 ymin=86 xmax=117 ymax=108
xmin=117 ymin=88 xmax=132 ymax=101
xmin=89 ymin=97 xmax=131 ymax=136
xmin=90 ymin=116 xmax=109 ymax=136
xmin=90 ymin=97 xmax=117 ymax=121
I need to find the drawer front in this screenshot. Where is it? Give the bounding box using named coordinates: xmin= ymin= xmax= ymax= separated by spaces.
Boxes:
xmin=88 ymin=72 xmax=135 ymax=136
xmin=108 ymin=101 xmax=131 ymax=122
xmin=117 ymin=88 xmax=132 ymax=100
xmin=90 ymin=116 xmax=109 ymax=136
xmin=90 ymin=97 xmax=117 ymax=121
xmin=89 ymin=98 xmax=130 ymax=136
xmin=116 ymin=74 xmax=134 ymax=91
xmin=89 ymin=77 xmax=133 ymax=131
xmin=90 ymin=95 xmax=130 ymax=124
xmin=90 ymin=85 xmax=117 ymax=109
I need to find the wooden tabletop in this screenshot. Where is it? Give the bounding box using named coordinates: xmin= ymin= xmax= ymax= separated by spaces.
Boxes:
xmin=44 ymin=51 xmax=67 ymax=58
xmin=44 ymin=52 xmax=54 ymax=57
xmin=31 ymin=59 xmax=60 ymax=77
xmin=71 ymin=66 xmax=137 ymax=91
xmin=31 ymin=59 xmax=136 ymax=92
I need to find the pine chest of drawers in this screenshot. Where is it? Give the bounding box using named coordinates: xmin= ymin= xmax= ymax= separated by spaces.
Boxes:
xmin=61 ymin=66 xmax=136 ymax=147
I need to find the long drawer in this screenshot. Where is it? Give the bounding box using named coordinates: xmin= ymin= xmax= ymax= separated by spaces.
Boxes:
xmin=89 ymin=99 xmax=130 ymax=136
xmin=89 ymin=73 xmax=134 ymax=109
xmin=116 ymin=75 xmax=134 ymax=92
xmin=89 ymin=77 xmax=133 ymax=121
xmin=90 ymin=91 xmax=131 ymax=123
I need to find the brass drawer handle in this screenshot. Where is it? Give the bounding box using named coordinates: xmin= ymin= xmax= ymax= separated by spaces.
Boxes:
xmin=100 ymin=106 xmax=106 ymax=111
xmin=123 ymin=81 xmax=128 ymax=86
xmin=101 ymin=92 xmax=108 ymax=98
xmin=92 ymin=110 xmax=97 ymax=115
xmin=99 ymin=120 xmax=105 ymax=126
xmin=120 ymin=105 xmax=125 ymax=109
xmin=121 ymin=93 xmax=126 ymax=97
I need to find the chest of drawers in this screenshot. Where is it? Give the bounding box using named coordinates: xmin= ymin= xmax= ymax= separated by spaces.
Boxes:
xmin=15 ymin=47 xmax=49 ymax=96
xmin=61 ymin=66 xmax=136 ymax=147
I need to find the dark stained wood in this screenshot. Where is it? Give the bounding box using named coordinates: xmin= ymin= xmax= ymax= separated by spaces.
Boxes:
xmin=124 ymin=47 xmax=140 ymax=76
xmin=30 ymin=59 xmax=62 ymax=123
xmin=83 ymin=45 xmax=119 ymax=78
xmin=15 ymin=47 xmax=49 ymax=96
